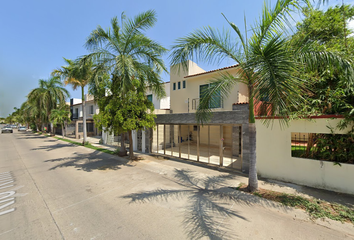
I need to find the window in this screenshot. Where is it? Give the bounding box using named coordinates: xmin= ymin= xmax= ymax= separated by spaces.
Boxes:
xmin=79 ymin=123 xmax=94 ymax=132
xmin=173 ymin=82 xmax=176 ymax=90
xmin=178 ymin=81 xmax=181 ymax=89
xmin=291 ymin=132 xmax=354 ymax=164
xmin=90 ymin=105 xmax=94 ymax=114
xmin=183 ymin=80 xmax=186 ymax=89
xmin=78 ymin=123 xmax=83 ymax=132
xmin=200 ymin=83 xmax=221 ymax=108
xmin=147 ymin=94 xmax=153 ymax=102
xmin=87 ymin=123 xmax=94 ymax=132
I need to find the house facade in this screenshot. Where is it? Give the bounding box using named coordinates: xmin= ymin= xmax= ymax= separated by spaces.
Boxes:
xmin=69 ymin=95 xmax=101 ymax=139
xmin=151 ymin=60 xmax=252 ymax=173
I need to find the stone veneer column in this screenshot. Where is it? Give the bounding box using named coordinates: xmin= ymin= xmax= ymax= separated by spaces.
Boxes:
xmin=241 ymin=123 xmax=250 ymax=173
xmin=132 ymin=130 xmax=138 ymax=151
xmin=232 ymin=126 xmax=240 ymax=157
xmin=232 ymin=104 xmax=250 ymax=174
xmin=142 ymin=129 xmax=146 ymax=153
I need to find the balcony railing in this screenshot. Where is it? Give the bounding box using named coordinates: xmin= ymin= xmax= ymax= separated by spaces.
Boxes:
xmin=191 ymin=97 xmax=224 ymax=110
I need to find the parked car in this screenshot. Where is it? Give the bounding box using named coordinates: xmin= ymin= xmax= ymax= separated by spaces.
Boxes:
xmin=18 ymin=126 xmax=27 ymax=131
xmin=2 ymin=125 xmax=13 ymax=133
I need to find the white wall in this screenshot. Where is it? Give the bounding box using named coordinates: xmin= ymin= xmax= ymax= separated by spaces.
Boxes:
xmin=85 ymin=102 xmax=99 ymax=119
xmin=256 ymin=118 xmax=354 ymax=194
xmin=73 ymin=105 xmax=82 ymax=118
xmin=146 ymin=82 xmax=170 ymax=110
xmin=72 ymin=98 xmax=82 ymax=105
xmin=73 ymin=101 xmax=99 ymax=119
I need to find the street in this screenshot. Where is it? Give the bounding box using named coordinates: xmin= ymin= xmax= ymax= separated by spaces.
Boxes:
xmin=0 ymin=131 xmax=353 ymax=240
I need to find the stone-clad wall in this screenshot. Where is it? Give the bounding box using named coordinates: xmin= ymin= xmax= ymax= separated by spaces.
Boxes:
xmin=155 ymin=110 xmax=248 ymax=125
xmin=154 ymin=106 xmax=251 ymax=173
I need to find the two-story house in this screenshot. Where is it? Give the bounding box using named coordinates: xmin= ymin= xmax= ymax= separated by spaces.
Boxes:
xmin=151 ymin=60 xmax=251 ymax=173
xmin=70 ymin=95 xmax=101 ymax=139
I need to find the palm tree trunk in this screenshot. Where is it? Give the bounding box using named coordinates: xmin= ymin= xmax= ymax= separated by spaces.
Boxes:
xmin=247 ymin=88 xmax=258 ymax=192
xmin=82 ymin=86 xmax=87 ymax=145
xmin=128 ymin=130 xmax=134 ymax=160
xmin=64 ymin=121 xmax=67 ymax=138
xmin=62 ymin=124 xmax=64 ymax=138
xmin=248 ymin=123 xmax=258 ymax=192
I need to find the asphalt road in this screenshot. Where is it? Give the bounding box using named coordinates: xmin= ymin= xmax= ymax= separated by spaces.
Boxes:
xmin=0 ymin=131 xmax=353 ymax=240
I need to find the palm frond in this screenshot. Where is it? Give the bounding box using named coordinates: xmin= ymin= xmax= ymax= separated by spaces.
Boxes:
xmin=170 ymin=26 xmax=239 ymax=73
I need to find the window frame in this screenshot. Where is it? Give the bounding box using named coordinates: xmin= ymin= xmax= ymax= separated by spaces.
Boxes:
xmin=199 ymin=83 xmax=221 ymax=109
xmin=89 ymin=105 xmax=94 ymax=114
xmin=147 ymin=94 xmax=153 ymax=102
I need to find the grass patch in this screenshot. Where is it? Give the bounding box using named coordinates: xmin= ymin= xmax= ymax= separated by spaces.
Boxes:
xmin=238 ymin=183 xmax=354 ymax=224
xmin=291 ymin=145 xmax=306 ymax=157
xmin=54 ymin=137 xmax=116 ymax=155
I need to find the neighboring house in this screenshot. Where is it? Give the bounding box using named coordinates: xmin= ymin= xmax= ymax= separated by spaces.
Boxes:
xmin=102 ymin=82 xmax=171 ymax=152
xmin=145 ymin=82 xmax=170 ymax=110
xmin=70 ymin=95 xmax=101 ymax=139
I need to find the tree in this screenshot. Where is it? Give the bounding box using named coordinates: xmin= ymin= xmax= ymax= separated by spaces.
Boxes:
xmin=290 ymin=5 xmax=354 ymax=156
xmin=27 ymin=77 xmax=70 ymax=131
xmin=94 ymin=84 xmax=156 ymax=159
xmin=52 ymin=58 xmax=93 ymax=145
xmin=84 ymin=11 xmax=167 ymax=159
xmin=170 ymin=0 xmax=353 ymax=192
xmin=292 ymin=5 xmax=354 ymax=116
xmin=20 ymin=100 xmax=38 ymax=130
xmin=50 ymin=107 xmax=71 ymax=138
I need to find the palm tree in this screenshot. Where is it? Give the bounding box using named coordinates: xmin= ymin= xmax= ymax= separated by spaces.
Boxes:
xmin=20 ymin=100 xmax=36 ymax=129
xmin=50 ymin=107 xmax=71 ymax=138
xmin=52 ymin=58 xmax=93 ymax=145
xmin=84 ymin=10 xmax=168 ymax=159
xmin=27 ymin=77 xmax=70 ymax=132
xmin=170 ymin=0 xmax=353 ymax=192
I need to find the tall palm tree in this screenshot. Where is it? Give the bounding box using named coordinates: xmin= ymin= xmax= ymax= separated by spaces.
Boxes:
xmin=84 ymin=10 xmax=168 ymax=158
xmin=27 ymin=77 xmax=69 ymax=132
xmin=20 ymin=100 xmax=36 ymax=129
xmin=50 ymin=107 xmax=71 ymax=138
xmin=170 ymin=0 xmax=353 ymax=192
xmin=52 ymin=58 xmax=93 ymax=145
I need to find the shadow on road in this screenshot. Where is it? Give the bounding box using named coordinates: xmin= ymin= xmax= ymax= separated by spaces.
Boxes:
xmin=45 ymin=151 xmax=133 ymax=172
xmin=31 ymin=143 xmax=77 ymax=151
xmin=122 ymin=169 xmax=289 ymax=240
xmin=263 ymin=178 xmax=354 ymax=208
xmin=16 ymin=134 xmax=48 ymax=140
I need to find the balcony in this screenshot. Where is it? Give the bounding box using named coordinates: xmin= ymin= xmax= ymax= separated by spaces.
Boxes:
xmin=190 ymin=97 xmax=224 ymax=111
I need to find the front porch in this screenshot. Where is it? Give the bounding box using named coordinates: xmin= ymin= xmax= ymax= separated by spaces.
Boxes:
xmin=152 ymin=108 xmax=250 ymax=172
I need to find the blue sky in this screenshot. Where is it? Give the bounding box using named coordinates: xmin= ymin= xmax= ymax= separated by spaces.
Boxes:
xmin=0 ymin=0 xmax=345 ymax=117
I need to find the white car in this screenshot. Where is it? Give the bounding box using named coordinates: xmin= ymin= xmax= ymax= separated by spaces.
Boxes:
xmin=18 ymin=126 xmax=27 ymax=131
xmin=2 ymin=125 xmax=13 ymax=133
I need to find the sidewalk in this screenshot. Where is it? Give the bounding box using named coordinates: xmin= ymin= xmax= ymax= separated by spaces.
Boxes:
xmin=61 ymin=135 xmax=354 ymax=208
